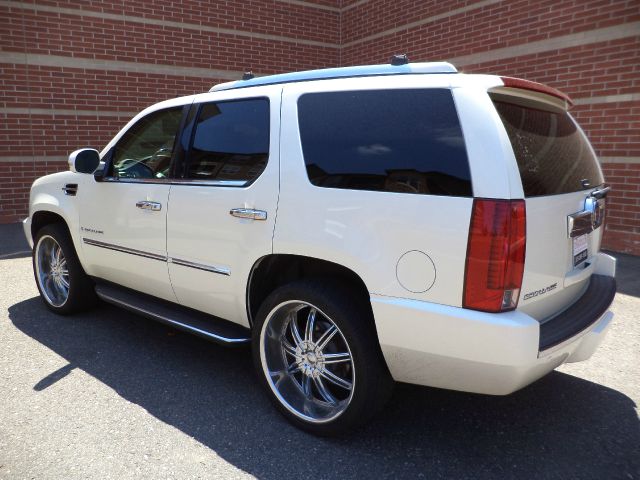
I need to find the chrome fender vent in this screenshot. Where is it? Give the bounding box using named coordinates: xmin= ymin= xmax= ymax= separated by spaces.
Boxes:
xmin=62 ymin=183 xmax=78 ymax=196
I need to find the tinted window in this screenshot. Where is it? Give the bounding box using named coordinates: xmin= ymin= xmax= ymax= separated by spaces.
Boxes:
xmin=493 ymin=101 xmax=604 ymax=197
xmin=186 ymin=99 xmax=269 ymax=183
xmin=112 ymin=107 xmax=183 ymax=179
xmin=297 ymin=89 xmax=472 ymax=197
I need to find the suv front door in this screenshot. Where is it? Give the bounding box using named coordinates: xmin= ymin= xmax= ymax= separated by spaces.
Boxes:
xmin=166 ymin=87 xmax=281 ymax=326
xmin=79 ymin=105 xmax=185 ymax=301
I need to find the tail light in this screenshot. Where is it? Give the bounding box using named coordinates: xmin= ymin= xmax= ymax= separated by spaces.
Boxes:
xmin=463 ymin=199 xmax=526 ymax=313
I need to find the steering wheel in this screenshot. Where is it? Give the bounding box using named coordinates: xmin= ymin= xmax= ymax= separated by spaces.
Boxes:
xmin=116 ymin=158 xmax=155 ymax=178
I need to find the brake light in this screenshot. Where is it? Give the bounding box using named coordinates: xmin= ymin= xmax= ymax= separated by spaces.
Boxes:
xmin=500 ymin=76 xmax=573 ymax=107
xmin=463 ymin=199 xmax=526 ymax=312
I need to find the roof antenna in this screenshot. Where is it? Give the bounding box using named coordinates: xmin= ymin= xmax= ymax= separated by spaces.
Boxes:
xmin=390 ymin=54 xmax=409 ymax=66
xmin=242 ymin=71 xmax=255 ymax=80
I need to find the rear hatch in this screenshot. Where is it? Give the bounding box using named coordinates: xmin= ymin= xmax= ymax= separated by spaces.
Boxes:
xmin=489 ymin=81 xmax=607 ymax=322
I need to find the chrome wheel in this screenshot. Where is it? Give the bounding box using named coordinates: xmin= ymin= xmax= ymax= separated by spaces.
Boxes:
xmin=260 ymin=300 xmax=355 ymax=424
xmin=35 ymin=235 xmax=70 ymax=307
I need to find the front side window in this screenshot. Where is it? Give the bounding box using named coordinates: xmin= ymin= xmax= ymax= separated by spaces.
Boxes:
xmin=185 ymin=98 xmax=270 ymax=183
xmin=112 ymin=107 xmax=183 ymax=179
xmin=297 ymin=89 xmax=472 ymax=197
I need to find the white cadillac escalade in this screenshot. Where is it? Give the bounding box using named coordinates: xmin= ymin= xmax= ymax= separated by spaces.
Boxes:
xmin=24 ymin=59 xmax=617 ymax=435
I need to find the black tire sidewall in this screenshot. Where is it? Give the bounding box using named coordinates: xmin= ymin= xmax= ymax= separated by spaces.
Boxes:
xmin=252 ymin=279 xmax=393 ymax=435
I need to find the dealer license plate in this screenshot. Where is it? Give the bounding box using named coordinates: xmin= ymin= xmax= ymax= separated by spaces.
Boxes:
xmin=573 ymin=234 xmax=588 ymax=267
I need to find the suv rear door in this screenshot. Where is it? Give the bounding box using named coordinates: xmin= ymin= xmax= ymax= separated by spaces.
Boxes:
xmin=490 ymin=87 xmax=608 ymax=321
xmin=165 ymin=86 xmax=281 ymax=326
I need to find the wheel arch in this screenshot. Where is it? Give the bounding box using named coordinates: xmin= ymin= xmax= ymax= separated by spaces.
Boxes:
xmin=31 ymin=209 xmax=70 ymax=239
xmin=246 ymin=254 xmax=373 ymax=328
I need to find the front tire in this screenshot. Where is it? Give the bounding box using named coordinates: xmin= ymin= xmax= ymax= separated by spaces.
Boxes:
xmin=33 ymin=223 xmax=97 ymax=315
xmin=252 ymin=280 xmax=393 ymax=435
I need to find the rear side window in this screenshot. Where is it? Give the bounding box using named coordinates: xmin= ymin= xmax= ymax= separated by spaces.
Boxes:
xmin=297 ymin=89 xmax=472 ymax=197
xmin=186 ymin=98 xmax=269 ymax=183
xmin=493 ymin=101 xmax=604 ymax=197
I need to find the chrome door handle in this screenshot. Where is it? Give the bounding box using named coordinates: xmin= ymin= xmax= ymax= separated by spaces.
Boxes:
xmin=136 ymin=201 xmax=162 ymax=211
xmin=229 ymin=208 xmax=267 ymax=221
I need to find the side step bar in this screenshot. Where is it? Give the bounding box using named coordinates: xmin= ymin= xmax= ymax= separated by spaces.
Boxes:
xmin=95 ymin=282 xmax=251 ymax=345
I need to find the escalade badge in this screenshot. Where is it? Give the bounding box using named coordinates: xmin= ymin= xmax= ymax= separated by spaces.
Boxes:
xmin=523 ymin=283 xmax=557 ymax=301
xmin=81 ymin=226 xmax=104 ymax=235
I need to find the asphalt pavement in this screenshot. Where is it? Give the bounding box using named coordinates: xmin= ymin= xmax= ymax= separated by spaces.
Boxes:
xmin=0 ymin=222 xmax=638 ymax=479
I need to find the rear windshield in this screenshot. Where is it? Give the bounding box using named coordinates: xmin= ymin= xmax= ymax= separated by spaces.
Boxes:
xmin=493 ymin=101 xmax=604 ymax=197
xmin=297 ymin=89 xmax=472 ymax=197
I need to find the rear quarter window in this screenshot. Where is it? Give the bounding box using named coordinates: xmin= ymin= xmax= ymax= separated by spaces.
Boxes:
xmin=297 ymin=89 xmax=472 ymax=197
xmin=493 ymin=100 xmax=604 ymax=197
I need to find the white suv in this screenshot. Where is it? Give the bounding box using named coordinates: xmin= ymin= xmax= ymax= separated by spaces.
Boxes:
xmin=24 ymin=60 xmax=617 ymax=435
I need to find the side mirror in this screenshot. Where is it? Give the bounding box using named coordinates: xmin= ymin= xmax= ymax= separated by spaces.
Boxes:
xmin=68 ymin=148 xmax=100 ymax=174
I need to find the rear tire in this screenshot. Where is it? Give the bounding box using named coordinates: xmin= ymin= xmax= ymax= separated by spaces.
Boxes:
xmin=252 ymin=279 xmax=393 ymax=435
xmin=33 ymin=222 xmax=97 ymax=315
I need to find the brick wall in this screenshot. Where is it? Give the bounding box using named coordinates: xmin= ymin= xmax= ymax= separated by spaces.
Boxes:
xmin=1 ymin=0 xmax=639 ymax=254
xmin=0 ymin=0 xmax=340 ymax=224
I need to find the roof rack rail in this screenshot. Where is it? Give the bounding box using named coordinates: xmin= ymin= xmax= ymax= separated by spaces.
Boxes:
xmin=210 ymin=61 xmax=457 ymax=92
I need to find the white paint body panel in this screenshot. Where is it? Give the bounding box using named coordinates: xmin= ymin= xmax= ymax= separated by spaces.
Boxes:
xmin=452 ymin=80 xmax=523 ymax=199
xmin=78 ymin=181 xmax=175 ymax=301
xmin=28 ymin=171 xmax=84 ymax=255
xmin=371 ymin=292 xmax=614 ymax=394
xmin=518 ymin=191 xmax=605 ymax=321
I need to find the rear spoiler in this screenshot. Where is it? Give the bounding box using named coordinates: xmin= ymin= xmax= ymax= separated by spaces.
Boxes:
xmin=489 ymin=76 xmax=573 ymax=111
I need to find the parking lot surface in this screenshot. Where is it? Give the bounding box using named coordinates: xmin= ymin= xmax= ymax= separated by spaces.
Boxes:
xmin=1 ymin=222 xmax=638 ymax=479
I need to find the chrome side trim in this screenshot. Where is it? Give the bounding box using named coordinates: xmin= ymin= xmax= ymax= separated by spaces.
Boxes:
xmin=169 ymin=179 xmax=248 ymax=187
xmin=95 ymin=290 xmax=250 ymax=344
xmin=169 ymin=257 xmax=231 ymax=276
xmin=82 ymin=238 xmax=167 ymax=262
xmin=102 ymin=177 xmax=167 ymax=184
xmin=102 ymin=177 xmax=248 ymax=187
xmin=82 ymin=238 xmax=231 ymax=274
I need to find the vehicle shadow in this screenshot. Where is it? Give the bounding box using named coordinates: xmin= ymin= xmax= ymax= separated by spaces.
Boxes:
xmin=9 ymin=297 xmax=639 ymax=479
xmin=0 ymin=223 xmax=31 ymax=259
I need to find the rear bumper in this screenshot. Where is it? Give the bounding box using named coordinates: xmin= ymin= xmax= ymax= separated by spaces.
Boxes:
xmin=371 ymin=274 xmax=616 ymax=395
xmin=539 ymin=274 xmax=616 ymax=352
